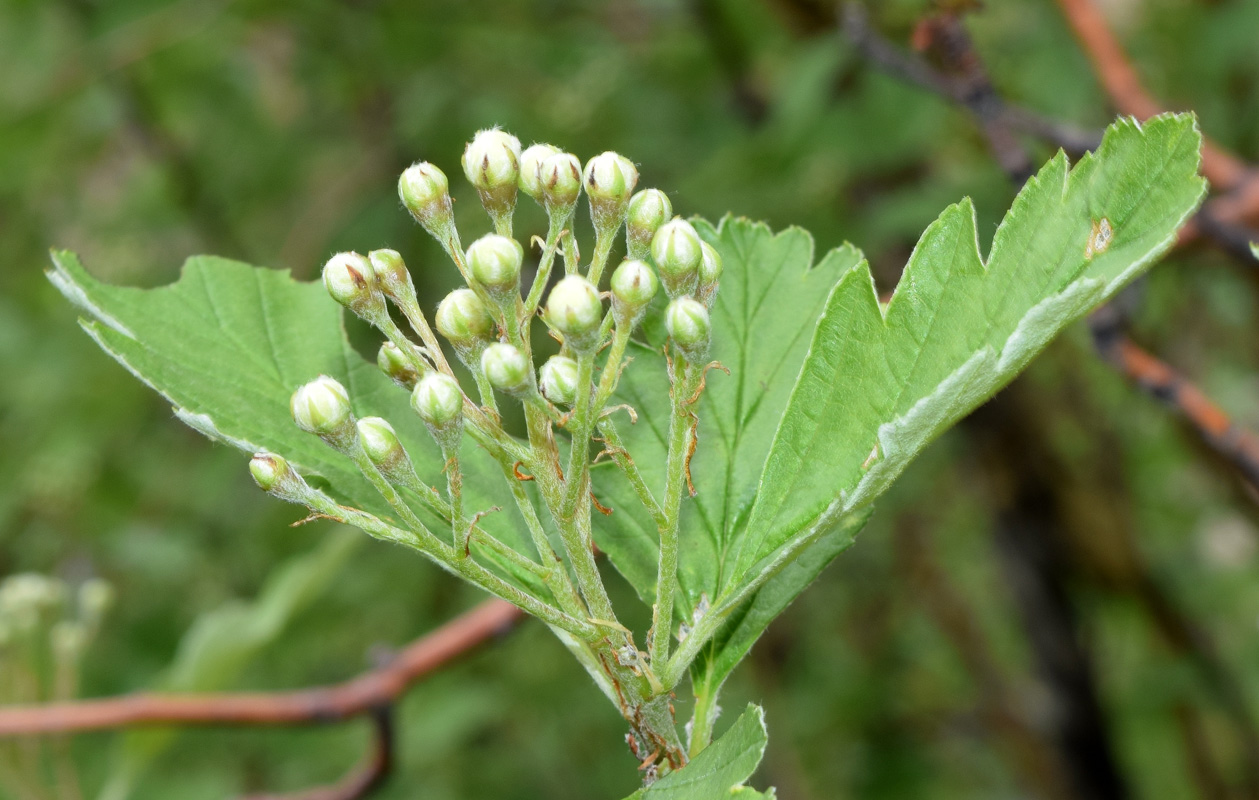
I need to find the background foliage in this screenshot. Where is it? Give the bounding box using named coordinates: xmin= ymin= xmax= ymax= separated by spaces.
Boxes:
xmin=3 ymin=0 xmax=1259 ymax=798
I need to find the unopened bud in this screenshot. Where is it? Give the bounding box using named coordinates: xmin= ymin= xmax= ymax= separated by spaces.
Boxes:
xmin=519 ymin=143 xmax=561 ymax=200
xmin=665 ymin=296 xmax=711 ymax=360
xmin=546 ymin=275 xmax=603 ymax=351
xmin=323 ymin=252 xmax=387 ymax=320
xmin=368 ymin=249 xmax=416 ymax=305
xmin=412 ymin=373 xmax=464 ymax=446
xmin=249 ymin=452 xmax=317 ymax=505
xmin=291 ymin=375 xmax=355 ymax=447
xmin=481 ymin=342 xmax=532 ymax=397
xmin=357 ymin=416 xmax=410 ymax=475
xmin=377 ymin=341 xmax=427 ymax=390
xmin=584 ymin=151 xmax=638 ymax=235
xmin=696 ymin=241 xmax=723 ymax=306
xmin=462 ymin=128 xmax=521 ymax=228
xmin=651 ymin=219 xmax=703 ymax=298
xmin=539 ymin=355 xmax=580 ymax=406
xmin=610 ymin=259 xmax=658 ymax=325
xmin=466 ymin=234 xmax=523 ymax=300
xmin=78 ymin=579 xmax=113 ymax=626
xmin=539 ymin=152 xmax=583 ymax=214
xmin=399 ymin=162 xmax=457 ymax=244
xmin=626 ymin=189 xmax=672 ymax=260
xmin=436 ymin=288 xmax=495 ymax=365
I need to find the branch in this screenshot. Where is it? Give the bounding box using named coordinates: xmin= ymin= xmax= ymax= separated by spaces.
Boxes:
xmin=1052 ymin=0 xmax=1248 ymax=189
xmin=239 ymin=707 xmax=394 ymax=800
xmin=0 ymin=599 xmax=522 ymax=736
xmin=1089 ymin=307 xmax=1259 ymax=493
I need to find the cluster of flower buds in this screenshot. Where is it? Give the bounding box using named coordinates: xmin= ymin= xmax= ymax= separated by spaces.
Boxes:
xmin=0 ymin=573 xmax=113 ymax=706
xmin=249 ymin=127 xmax=727 ymax=689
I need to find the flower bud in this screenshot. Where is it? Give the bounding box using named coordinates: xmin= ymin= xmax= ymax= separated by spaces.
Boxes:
xmin=539 ymin=355 xmax=580 ymax=406
xmin=399 ymin=162 xmax=457 ymax=244
xmin=377 ymin=341 xmax=427 ymax=390
xmin=626 ymin=189 xmax=672 ymax=260
xmin=368 ymin=249 xmax=415 ymax=305
xmin=696 ymin=241 xmax=723 ymax=306
xmin=665 ymin=296 xmax=711 ymax=361
xmin=291 ymin=375 xmax=355 ymax=447
xmin=466 ymin=234 xmax=523 ymax=300
xmin=610 ymin=259 xmax=658 ymax=325
xmin=436 ymin=288 xmax=495 ymax=366
xmin=462 ymin=128 xmax=521 ymax=228
xmin=412 ymin=373 xmax=463 ymax=446
xmin=651 ymin=219 xmax=703 ymax=298
xmin=539 ymin=152 xmax=583 ymax=214
xmin=584 ymin=151 xmax=638 ymax=235
xmin=545 ymin=275 xmax=603 ymax=351
xmin=481 ymin=342 xmax=532 ymax=397
xmin=357 ymin=416 xmax=410 ymax=475
xmin=249 ymin=452 xmax=318 ymax=505
xmin=519 ymin=143 xmax=560 ymax=200
xmin=78 ymin=579 xmax=113 ymax=626
xmin=323 ymin=252 xmax=387 ymax=320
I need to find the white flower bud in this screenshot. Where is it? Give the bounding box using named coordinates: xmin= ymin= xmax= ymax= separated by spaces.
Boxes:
xmin=462 ymin=128 xmax=521 ymax=227
xmin=584 ymin=151 xmax=638 ymax=235
xmin=466 ymin=234 xmax=523 ymax=299
xmin=696 ymin=241 xmax=723 ymax=306
xmin=545 ymin=275 xmax=603 ymax=351
xmin=626 ymin=189 xmax=672 ymax=260
xmin=357 ymin=417 xmax=407 ymax=472
xmin=481 ymin=342 xmax=532 ymax=397
xmin=610 ymin=259 xmax=658 ymax=327
xmin=412 ymin=373 xmax=464 ymax=444
xmin=539 ymin=355 xmax=580 ymax=406
xmin=290 ymin=376 xmax=354 ymax=445
xmin=377 ymin=341 xmax=427 ymax=390
xmin=665 ymin=296 xmax=711 ymax=361
xmin=78 ymin=579 xmax=113 ymax=626
xmin=539 ymin=152 xmax=583 ymax=213
xmin=435 ymin=288 xmax=495 ymax=365
xmin=399 ymin=162 xmax=457 ymax=243
xmin=651 ymin=219 xmax=703 ymax=298
xmin=368 ymin=249 xmax=415 ymax=305
xmin=249 ymin=452 xmax=319 ymax=505
xmin=519 ymin=143 xmax=561 ymax=199
xmin=323 ymin=252 xmax=386 ymax=320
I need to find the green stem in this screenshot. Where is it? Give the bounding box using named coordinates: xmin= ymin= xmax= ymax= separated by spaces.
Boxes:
xmin=588 ymin=227 xmax=616 ymax=286
xmin=688 ymin=668 xmax=723 ymax=758
xmin=444 ymin=447 xmax=468 ymax=555
xmin=650 ymin=356 xmax=697 ymax=670
xmin=596 ymin=419 xmax=665 ymax=528
xmin=523 ymin=213 xmax=567 ymax=319
xmin=393 ymin=294 xmax=453 ymax=376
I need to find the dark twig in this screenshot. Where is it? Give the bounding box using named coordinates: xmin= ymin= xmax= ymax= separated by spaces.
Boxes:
xmin=239 ymin=707 xmax=394 ymax=800
xmin=0 ymin=599 xmax=522 ymax=736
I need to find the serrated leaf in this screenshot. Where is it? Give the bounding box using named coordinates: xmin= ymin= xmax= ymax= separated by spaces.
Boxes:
xmin=46 ymin=252 xmax=543 ymax=596
xmin=731 ymin=114 xmax=1204 ymax=584
xmin=622 ymin=705 xmax=771 ymax=799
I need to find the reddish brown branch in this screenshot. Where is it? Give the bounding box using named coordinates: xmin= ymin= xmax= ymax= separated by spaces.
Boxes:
xmin=1090 ymin=308 xmax=1259 ymax=493
xmin=0 ymin=599 xmax=523 ymax=736
xmin=1053 ymin=0 xmax=1249 ymax=190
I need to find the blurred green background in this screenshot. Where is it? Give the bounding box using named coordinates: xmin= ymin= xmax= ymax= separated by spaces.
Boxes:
xmin=3 ymin=0 xmax=1259 ymax=797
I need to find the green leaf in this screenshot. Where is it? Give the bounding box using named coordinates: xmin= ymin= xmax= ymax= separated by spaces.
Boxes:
xmin=732 ymin=114 xmax=1204 ymax=584
xmin=622 ymin=705 xmax=772 ymax=799
xmin=46 ymin=252 xmax=543 ymax=596
xmin=100 ymin=530 xmax=361 ymax=800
